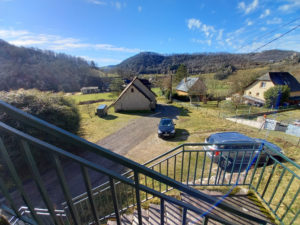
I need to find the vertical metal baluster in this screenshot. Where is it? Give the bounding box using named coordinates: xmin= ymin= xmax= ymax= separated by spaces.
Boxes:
xmin=236 ymin=151 xmax=246 ymax=184
xmin=243 ymin=150 xmax=254 ymax=184
xmin=145 ymin=175 xmax=148 ymax=200
xmin=134 ymin=172 xmax=142 ymax=225
xmin=151 ymin=166 xmax=155 ymax=192
xmin=221 ymin=151 xmax=230 ymax=185
xmin=281 ymin=188 xmax=300 ymax=221
xmin=0 ymin=138 xmax=44 ymax=225
xmin=255 ymin=155 xmax=269 ymax=191
xmin=229 ymin=152 xmax=238 ymax=185
xmin=201 ymin=152 xmax=206 ymax=186
xmin=174 ymin=155 xmax=177 ymax=181
xmin=187 ymin=152 xmax=191 ymax=185
xmin=124 ymin=183 xmax=130 ymax=209
xmin=21 ymin=140 xmax=61 ymax=225
xmin=181 ymin=150 xmax=185 ymax=183
xmin=80 ymin=166 xmax=100 ymax=225
xmin=160 ymin=199 xmax=165 ymax=225
xmin=268 ymin=168 xmax=286 ymax=205
xmin=208 ymin=153 xmax=214 ymax=185
xmin=52 ymin=154 xmax=80 ymax=225
xmin=159 ymin=163 xmax=162 ymax=192
xmin=249 ymin=151 xmax=262 ymax=187
xmin=109 ymin=178 xmax=121 ymax=225
xmin=166 ymin=159 xmax=169 ymax=191
xmin=0 ymin=177 xmax=22 ymax=219
xmin=289 ymin=210 xmax=299 ymax=225
xmin=261 ymin=162 xmax=277 ymax=198
xmin=275 ymin=175 xmax=295 ymax=213
xmin=202 ymin=216 xmax=209 ymax=225
xmin=182 ymin=208 xmax=187 ymax=225
xmin=215 ymin=151 xmax=223 ymax=185
xmin=193 ymin=151 xmax=199 ymax=185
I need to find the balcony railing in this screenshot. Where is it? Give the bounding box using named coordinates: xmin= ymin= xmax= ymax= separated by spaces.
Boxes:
xmin=0 ymin=100 xmax=299 ymax=225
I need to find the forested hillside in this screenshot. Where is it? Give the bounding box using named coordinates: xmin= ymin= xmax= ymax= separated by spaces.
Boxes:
xmin=0 ymin=39 xmax=104 ymax=92
xmin=108 ymin=50 xmax=299 ymax=76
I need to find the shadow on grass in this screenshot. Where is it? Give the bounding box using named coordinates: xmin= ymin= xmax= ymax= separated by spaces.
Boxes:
xmin=117 ymin=110 xmax=154 ymax=116
xmin=102 ymin=114 xmax=118 ymax=120
xmin=162 ymin=129 xmax=190 ymax=142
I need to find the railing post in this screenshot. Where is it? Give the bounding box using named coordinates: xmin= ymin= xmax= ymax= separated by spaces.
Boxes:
xmin=202 ymin=216 xmax=209 ymax=225
xmin=160 ymin=199 xmax=165 ymax=225
xmin=109 ymin=177 xmax=121 ymax=225
xmin=134 ymin=171 xmax=143 ymax=225
xmin=182 ymin=207 xmax=187 ymax=225
xmin=181 ymin=146 xmax=185 ymax=183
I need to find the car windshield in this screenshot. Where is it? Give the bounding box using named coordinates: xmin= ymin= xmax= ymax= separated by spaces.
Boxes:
xmin=160 ymin=119 xmax=172 ymax=126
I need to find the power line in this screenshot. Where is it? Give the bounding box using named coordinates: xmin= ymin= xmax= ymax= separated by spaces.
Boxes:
xmin=253 ymin=24 xmax=300 ymax=52
xmin=236 ymin=16 xmax=300 ymax=52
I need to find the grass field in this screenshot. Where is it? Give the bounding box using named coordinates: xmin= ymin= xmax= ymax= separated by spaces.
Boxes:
xmin=67 ymin=92 xmax=116 ymax=104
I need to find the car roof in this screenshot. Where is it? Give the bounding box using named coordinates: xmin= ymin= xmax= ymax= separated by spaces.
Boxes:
xmin=209 ymin=132 xmax=254 ymax=143
xmin=160 ymin=118 xmax=172 ymax=121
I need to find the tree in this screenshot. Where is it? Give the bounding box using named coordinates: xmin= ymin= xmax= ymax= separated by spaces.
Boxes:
xmin=109 ymin=77 xmax=124 ymax=94
xmin=264 ymin=85 xmax=290 ymax=108
xmin=174 ymin=64 xmax=188 ymax=84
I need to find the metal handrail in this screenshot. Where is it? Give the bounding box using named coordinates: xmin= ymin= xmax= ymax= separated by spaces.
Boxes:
xmin=0 ymin=122 xmax=238 ymax=225
xmin=0 ymin=100 xmax=268 ymax=224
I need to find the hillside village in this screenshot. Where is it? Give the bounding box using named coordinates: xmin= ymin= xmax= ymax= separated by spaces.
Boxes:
xmin=1 ymin=29 xmax=300 ymax=225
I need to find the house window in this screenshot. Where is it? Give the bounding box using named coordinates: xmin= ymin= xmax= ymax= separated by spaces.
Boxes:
xmin=131 ymin=88 xmax=134 ymax=93
xmin=256 ymin=92 xmax=259 ymax=96
xmin=249 ymin=91 xmax=252 ymax=95
xmin=260 ymin=82 xmax=266 ymax=88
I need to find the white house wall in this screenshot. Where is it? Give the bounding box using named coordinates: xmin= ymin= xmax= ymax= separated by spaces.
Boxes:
xmin=114 ymin=86 xmax=151 ymax=111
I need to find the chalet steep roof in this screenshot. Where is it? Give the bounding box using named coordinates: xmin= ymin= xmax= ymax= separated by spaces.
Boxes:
xmin=112 ymin=77 xmax=154 ymax=106
xmin=245 ymin=72 xmax=300 ymax=92
xmin=176 ymin=77 xmax=199 ymax=92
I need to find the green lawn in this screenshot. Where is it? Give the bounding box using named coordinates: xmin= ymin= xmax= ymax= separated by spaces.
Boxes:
xmin=66 ymin=92 xmax=117 ymax=104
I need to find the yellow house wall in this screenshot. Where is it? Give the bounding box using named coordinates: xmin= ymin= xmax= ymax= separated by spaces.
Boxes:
xmin=244 ymin=81 xmax=274 ymax=101
xmin=114 ymin=86 xmax=151 ymax=111
xmin=290 ymin=91 xmax=300 ymax=97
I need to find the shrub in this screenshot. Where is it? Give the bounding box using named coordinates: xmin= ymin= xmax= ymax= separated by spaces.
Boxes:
xmin=264 ymin=85 xmax=290 ymax=108
xmin=0 ymin=89 xmax=81 ymax=183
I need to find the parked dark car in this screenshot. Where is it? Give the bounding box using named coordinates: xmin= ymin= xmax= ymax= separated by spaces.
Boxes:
xmin=158 ymin=118 xmax=175 ymax=138
xmin=204 ymin=132 xmax=284 ymax=171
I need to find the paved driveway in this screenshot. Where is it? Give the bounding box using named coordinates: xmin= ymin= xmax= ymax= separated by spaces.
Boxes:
xmin=5 ymin=104 xmax=180 ymax=208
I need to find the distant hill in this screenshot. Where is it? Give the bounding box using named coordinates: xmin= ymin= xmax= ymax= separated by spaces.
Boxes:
xmin=0 ymin=39 xmax=104 ymax=92
xmin=106 ymin=50 xmax=299 ymax=76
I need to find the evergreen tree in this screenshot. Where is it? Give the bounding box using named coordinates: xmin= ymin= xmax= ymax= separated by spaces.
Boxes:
xmin=174 ymin=64 xmax=188 ymax=84
xmin=264 ymin=85 xmax=290 ymax=108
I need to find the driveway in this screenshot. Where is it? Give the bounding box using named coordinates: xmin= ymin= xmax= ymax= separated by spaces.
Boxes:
xmin=5 ymin=104 xmax=180 ymax=209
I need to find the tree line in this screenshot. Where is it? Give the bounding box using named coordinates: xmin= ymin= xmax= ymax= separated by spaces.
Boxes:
xmin=0 ymin=39 xmax=106 ymax=92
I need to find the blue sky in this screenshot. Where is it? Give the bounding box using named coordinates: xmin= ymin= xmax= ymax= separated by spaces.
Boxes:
xmin=0 ymin=0 xmax=300 ymax=66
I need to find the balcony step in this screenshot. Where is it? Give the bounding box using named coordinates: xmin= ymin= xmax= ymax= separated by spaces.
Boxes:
xmin=181 ymin=191 xmax=271 ymax=225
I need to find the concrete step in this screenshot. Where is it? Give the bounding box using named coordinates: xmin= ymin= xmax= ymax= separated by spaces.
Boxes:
xmin=132 ymin=209 xmax=149 ymax=225
xmin=148 ymin=204 xmax=161 ymax=225
xmin=181 ymin=191 xmax=271 ymax=225
xmin=165 ymin=201 xmax=182 ymax=225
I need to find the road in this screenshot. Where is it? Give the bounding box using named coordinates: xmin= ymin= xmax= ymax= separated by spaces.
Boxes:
xmin=6 ymin=104 xmax=180 ymax=209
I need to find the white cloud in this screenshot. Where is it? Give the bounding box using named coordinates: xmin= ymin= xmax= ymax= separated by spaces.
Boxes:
xmin=217 ymin=29 xmax=224 ymax=41
xmin=279 ymin=0 xmax=300 ymax=12
xmin=247 ymin=20 xmax=253 ymax=26
xmin=187 ymin=18 xmax=201 ymax=30
xmin=138 ymin=6 xmax=142 ymax=12
xmin=267 ymin=17 xmax=282 ymax=25
xmin=192 ymin=38 xmax=212 ymax=46
xmin=80 ymin=55 xmax=122 ymax=64
xmin=86 ymin=0 xmax=106 ymax=5
xmin=201 ymin=24 xmax=215 ymax=37
xmin=0 ymin=28 xmax=140 ymax=53
xmin=259 ymin=9 xmax=270 ymax=18
xmin=238 ymin=0 xmax=259 ymax=14
xmin=260 ymin=27 xmax=267 ymax=31
xmin=187 ymin=18 xmax=215 ymax=38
